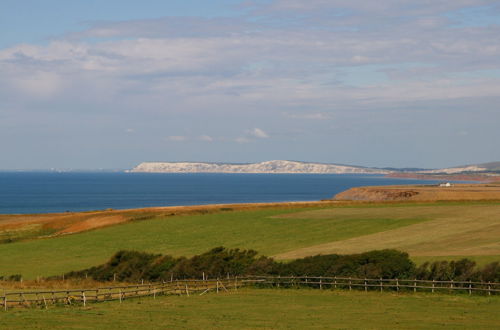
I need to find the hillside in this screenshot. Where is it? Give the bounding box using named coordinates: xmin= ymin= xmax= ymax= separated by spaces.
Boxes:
xmin=129 ymin=160 xmax=391 ymax=174
xmin=333 ymin=184 xmax=500 ymax=202
xmin=1 ymin=201 xmax=499 ymax=278
xmin=129 ymin=160 xmax=500 ymax=175
xmin=417 ymin=161 xmax=500 ymax=174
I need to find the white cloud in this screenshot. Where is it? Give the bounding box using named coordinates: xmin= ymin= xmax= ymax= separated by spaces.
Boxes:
xmin=249 ymin=128 xmax=269 ymax=139
xmin=1 ymin=1 xmax=499 ymax=169
xmin=166 ymin=135 xmax=187 ymax=142
xmin=11 ymin=71 xmax=63 ymax=99
xmin=235 ymin=137 xmax=251 ymax=143
xmin=199 ymin=135 xmax=214 ymax=142
xmin=285 ymin=112 xmax=331 ymax=120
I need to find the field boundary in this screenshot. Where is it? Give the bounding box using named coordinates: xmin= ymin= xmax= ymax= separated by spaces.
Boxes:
xmin=1 ymin=278 xmax=240 ymax=311
xmin=244 ymin=275 xmax=500 ymax=295
xmin=2 ymin=275 xmax=499 ymax=311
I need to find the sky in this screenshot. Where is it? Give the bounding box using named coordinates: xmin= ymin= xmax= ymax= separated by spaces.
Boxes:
xmin=1 ymin=0 xmax=499 ymax=170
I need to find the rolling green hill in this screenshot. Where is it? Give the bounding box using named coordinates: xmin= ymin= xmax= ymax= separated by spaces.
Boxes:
xmin=1 ymin=201 xmax=499 ymax=279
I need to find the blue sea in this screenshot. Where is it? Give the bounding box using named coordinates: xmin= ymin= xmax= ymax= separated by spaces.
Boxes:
xmin=0 ymin=172 xmax=444 ymax=214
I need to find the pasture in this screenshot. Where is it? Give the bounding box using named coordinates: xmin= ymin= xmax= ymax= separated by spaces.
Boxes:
xmin=0 ymin=201 xmax=499 ymax=279
xmin=1 ymin=289 xmax=499 ymax=329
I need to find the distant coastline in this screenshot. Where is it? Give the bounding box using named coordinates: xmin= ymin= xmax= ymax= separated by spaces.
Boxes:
xmin=129 ymin=160 xmax=500 ymax=176
xmin=129 ymin=160 xmax=391 ymax=174
xmin=385 ymin=172 xmax=500 ymax=182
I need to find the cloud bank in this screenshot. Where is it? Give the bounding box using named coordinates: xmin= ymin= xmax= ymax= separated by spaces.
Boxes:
xmin=0 ymin=1 xmax=499 ymax=169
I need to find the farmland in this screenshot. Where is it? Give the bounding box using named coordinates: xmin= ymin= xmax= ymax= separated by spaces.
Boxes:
xmin=1 ymin=289 xmax=499 ymax=329
xmin=1 ymin=201 xmax=499 ymax=279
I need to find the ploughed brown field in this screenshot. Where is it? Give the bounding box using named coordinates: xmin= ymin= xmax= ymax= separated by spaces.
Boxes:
xmin=333 ymin=183 xmax=500 ymax=202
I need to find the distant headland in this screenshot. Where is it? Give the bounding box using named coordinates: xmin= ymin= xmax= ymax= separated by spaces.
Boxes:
xmin=128 ymin=160 xmax=500 ymax=178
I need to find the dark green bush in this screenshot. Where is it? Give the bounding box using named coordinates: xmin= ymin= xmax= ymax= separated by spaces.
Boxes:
xmin=61 ymin=247 xmax=417 ymax=282
xmin=59 ymin=247 xmax=500 ymax=283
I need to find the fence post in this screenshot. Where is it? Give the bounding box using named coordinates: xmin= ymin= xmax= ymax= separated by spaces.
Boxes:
xmin=432 ymin=280 xmax=435 ymax=293
xmin=119 ymin=289 xmax=122 ymax=303
xmin=450 ymin=280 xmax=454 ymax=294
xmin=364 ymin=278 xmax=367 ymax=292
xmin=334 ymin=276 xmax=337 ymax=289
xmin=3 ymin=296 xmax=6 ymax=311
xmin=82 ymin=292 xmax=86 ymax=307
xmin=277 ymin=275 xmax=280 ymax=288
xmin=319 ymin=276 xmax=323 ymax=290
xmin=396 ymin=278 xmax=399 ymax=293
xmin=488 ymin=282 xmax=491 ymax=296
xmin=185 ymin=284 xmax=190 ymax=297
xmin=414 ymin=279 xmax=417 ymax=293
xmin=216 ymin=278 xmax=219 ymax=294
xmin=349 ymin=277 xmax=352 ymax=291
xmin=380 ymin=278 xmax=383 ymax=292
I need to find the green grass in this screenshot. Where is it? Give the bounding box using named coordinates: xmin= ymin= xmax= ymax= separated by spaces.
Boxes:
xmin=0 ymin=225 xmax=56 ymax=244
xmin=0 ymin=207 xmax=426 ymax=278
xmin=1 ymin=202 xmax=500 ymax=279
xmin=1 ymin=289 xmax=499 ymax=329
xmin=275 ymin=203 xmax=500 ymax=259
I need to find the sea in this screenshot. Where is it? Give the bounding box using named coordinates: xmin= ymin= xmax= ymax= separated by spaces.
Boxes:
xmin=0 ymin=172 xmax=445 ymax=215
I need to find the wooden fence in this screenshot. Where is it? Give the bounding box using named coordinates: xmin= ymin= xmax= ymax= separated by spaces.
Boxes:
xmin=1 ymin=278 xmax=241 ymax=310
xmin=242 ymin=275 xmax=500 ymax=296
xmin=2 ymin=275 xmax=499 ymax=310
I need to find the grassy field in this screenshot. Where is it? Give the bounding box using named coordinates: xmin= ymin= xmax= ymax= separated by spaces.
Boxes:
xmin=1 ymin=289 xmax=499 ymax=329
xmin=275 ymin=202 xmax=500 ymax=259
xmin=1 ymin=201 xmax=499 ymax=279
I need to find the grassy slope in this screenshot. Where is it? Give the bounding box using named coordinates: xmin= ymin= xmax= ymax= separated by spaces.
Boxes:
xmin=0 ymin=207 xmax=426 ymax=278
xmin=275 ymin=202 xmax=500 ymax=259
xmin=1 ymin=201 xmax=499 ymax=279
xmin=1 ymin=289 xmax=499 ymax=329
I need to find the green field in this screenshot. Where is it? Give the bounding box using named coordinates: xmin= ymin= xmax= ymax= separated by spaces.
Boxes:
xmin=1 ymin=289 xmax=499 ymax=329
xmin=1 ymin=202 xmax=499 ymax=279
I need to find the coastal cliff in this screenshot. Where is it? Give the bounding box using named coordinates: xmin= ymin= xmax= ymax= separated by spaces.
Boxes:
xmin=333 ymin=184 xmax=500 ymax=201
xmin=129 ymin=160 xmax=391 ymax=174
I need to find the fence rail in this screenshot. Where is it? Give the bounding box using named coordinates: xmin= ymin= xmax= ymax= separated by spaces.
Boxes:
xmin=243 ymin=275 xmax=500 ymax=295
xmin=2 ymin=275 xmax=498 ymax=310
xmin=1 ymin=278 xmax=241 ymax=310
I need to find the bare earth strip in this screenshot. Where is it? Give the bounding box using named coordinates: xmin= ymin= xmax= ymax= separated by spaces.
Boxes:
xmin=274 ymin=203 xmax=500 ymax=259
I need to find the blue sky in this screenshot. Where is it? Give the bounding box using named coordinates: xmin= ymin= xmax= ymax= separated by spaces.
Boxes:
xmin=1 ymin=0 xmax=499 ymax=169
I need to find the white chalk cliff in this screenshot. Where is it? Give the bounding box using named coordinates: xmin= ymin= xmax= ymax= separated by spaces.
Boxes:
xmin=129 ymin=160 xmax=392 ymax=174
